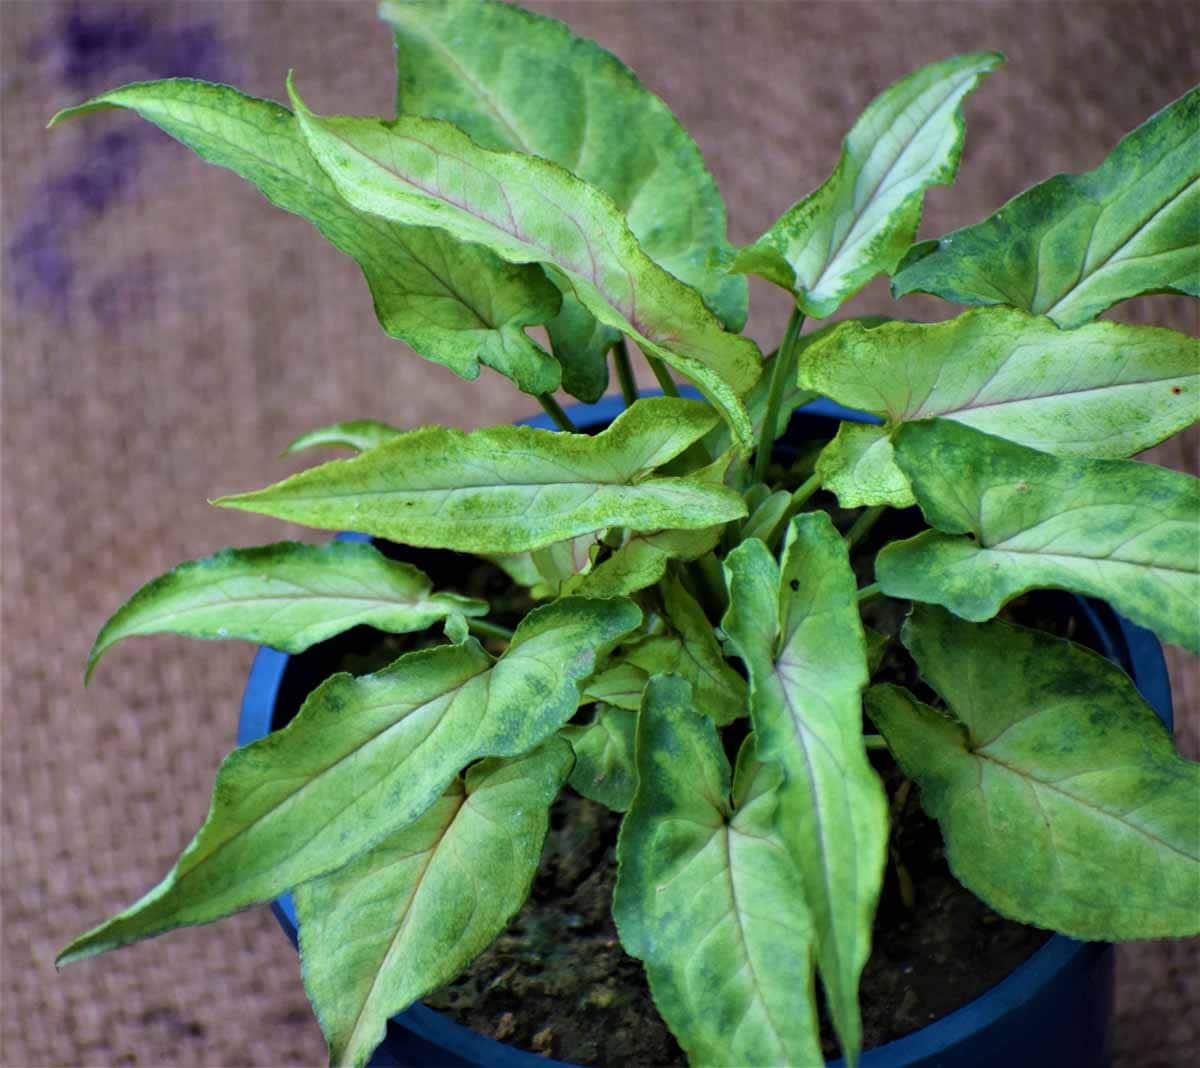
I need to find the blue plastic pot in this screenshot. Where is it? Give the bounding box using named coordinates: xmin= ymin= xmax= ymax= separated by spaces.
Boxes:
xmin=239 ymin=396 xmax=1172 ymax=1068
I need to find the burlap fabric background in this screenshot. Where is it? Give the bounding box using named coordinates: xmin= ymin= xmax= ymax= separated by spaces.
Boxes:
xmin=2 ymin=2 xmax=1197 ymax=1066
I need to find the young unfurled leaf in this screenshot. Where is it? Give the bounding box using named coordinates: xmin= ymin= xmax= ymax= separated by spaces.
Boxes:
xmin=624 ymin=573 xmax=746 ymax=726
xmin=57 ymin=597 xmax=639 ymax=966
xmin=86 ymin=541 xmax=486 ymax=680
xmin=582 ymin=662 xmax=649 ymax=712
xmin=561 ymin=705 xmax=637 ymax=811
xmin=892 ymin=85 xmax=1200 ymax=326
xmin=800 ymin=309 xmax=1199 ymax=460
xmin=284 ymin=420 xmax=403 ymax=456
xmin=878 ymin=420 xmax=1200 ymax=653
xmin=815 ymin=423 xmax=915 ymax=509
xmin=529 ymin=533 xmax=602 ymax=598
xmin=382 ymin=0 xmax=747 ymax=400
xmin=571 ymin=525 xmax=723 ymax=599
xmin=732 ymin=53 xmax=1002 ymax=317
xmin=867 ymin=606 xmax=1200 ymax=940
xmin=723 ymin=516 xmax=887 ymax=1064
xmin=49 ymin=81 xmax=564 ymax=395
xmin=287 ymin=80 xmax=761 ymax=446
xmin=218 ymin=398 xmax=746 ymax=554
xmin=295 ymin=740 xmax=573 ymax=1068
xmin=613 ymin=677 xmax=823 ymax=1067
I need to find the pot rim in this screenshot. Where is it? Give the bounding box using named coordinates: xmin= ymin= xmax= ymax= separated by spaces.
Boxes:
xmin=238 ymin=393 xmax=1171 ymax=1068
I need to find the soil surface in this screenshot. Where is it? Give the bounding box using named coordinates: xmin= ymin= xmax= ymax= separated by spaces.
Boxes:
xmin=422 ymin=779 xmax=1049 ymax=1066
xmin=286 ymin=518 xmax=1122 ymax=1067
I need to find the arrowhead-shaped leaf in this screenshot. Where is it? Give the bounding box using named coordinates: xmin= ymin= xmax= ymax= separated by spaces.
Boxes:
xmin=57 ymin=597 xmax=639 ymax=965
xmin=86 ymin=540 xmax=486 ymax=680
xmin=878 ymin=420 xmax=1200 ymax=653
xmin=624 ymin=573 xmax=746 ymax=726
xmin=49 ymin=81 xmax=564 ymax=395
xmin=295 ymin=740 xmax=573 ymax=1068
xmin=284 ymin=420 xmax=403 ymax=456
xmin=801 ymin=309 xmax=1198 ymax=479
xmin=381 ymin=0 xmax=746 ymax=331
xmin=892 ymin=85 xmax=1200 ymax=326
xmin=867 ymin=606 xmax=1200 ymax=940
xmin=613 ymin=677 xmax=823 ymax=1067
xmin=733 ymin=53 xmax=1002 ymax=317
xmin=723 ymin=515 xmax=889 ymax=1063
xmin=287 ymin=80 xmax=761 ymax=446
xmin=218 ymin=397 xmax=746 ymax=553
xmin=561 ymin=705 xmax=637 ymax=812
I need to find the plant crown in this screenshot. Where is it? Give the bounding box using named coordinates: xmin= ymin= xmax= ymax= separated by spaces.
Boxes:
xmin=54 ymin=3 xmax=1199 ymax=1066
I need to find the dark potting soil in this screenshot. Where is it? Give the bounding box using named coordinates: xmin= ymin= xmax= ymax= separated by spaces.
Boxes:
xmin=421 ymin=778 xmax=1049 ymax=1066
xmin=291 ymin=527 xmax=1116 ymax=1067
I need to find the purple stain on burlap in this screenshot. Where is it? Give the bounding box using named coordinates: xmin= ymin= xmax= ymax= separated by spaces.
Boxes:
xmin=10 ymin=5 xmax=232 ymax=317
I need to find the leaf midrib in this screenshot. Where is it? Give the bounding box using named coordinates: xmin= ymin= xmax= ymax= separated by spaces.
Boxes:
xmin=173 ymin=663 xmax=489 ymax=898
xmin=343 ymin=790 xmax=466 ymax=1063
xmin=814 ymin=67 xmax=981 ymax=291
xmin=143 ymin=99 xmax=502 ymax=330
xmin=1041 ymin=172 xmax=1200 ymax=319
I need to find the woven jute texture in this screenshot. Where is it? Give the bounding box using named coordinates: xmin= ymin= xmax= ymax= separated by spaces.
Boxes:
xmin=2 ymin=2 xmax=1196 ymax=1066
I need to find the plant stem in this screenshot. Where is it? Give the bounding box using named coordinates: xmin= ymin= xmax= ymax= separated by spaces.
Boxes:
xmin=864 ymin=734 xmax=889 ymax=750
xmin=845 ymin=505 xmax=886 ymax=549
xmin=753 ymin=306 xmax=806 ymax=483
xmin=612 ymin=340 xmax=639 ymax=408
xmin=857 ymin=581 xmax=883 ymax=604
xmin=537 ymin=393 xmax=578 ymax=433
xmin=646 ymin=356 xmax=680 ymax=397
xmin=770 ymin=472 xmax=822 ymax=544
xmin=467 ymin=618 xmax=515 ymax=641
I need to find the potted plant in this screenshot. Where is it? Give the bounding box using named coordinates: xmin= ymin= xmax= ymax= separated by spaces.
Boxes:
xmin=53 ymin=2 xmax=1198 ymax=1066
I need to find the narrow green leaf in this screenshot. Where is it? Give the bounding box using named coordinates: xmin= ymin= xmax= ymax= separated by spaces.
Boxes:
xmin=218 ymin=398 xmax=746 ymax=554
xmin=49 ymin=81 xmax=564 ymax=395
xmin=561 ymin=705 xmax=637 ymax=812
xmin=381 ymin=0 xmax=746 ymax=332
xmin=614 ymin=677 xmax=822 ymax=1067
xmin=892 ymin=85 xmax=1200 ymax=326
xmin=867 ymin=606 xmax=1200 ymax=940
xmin=740 ymin=486 xmax=794 ymax=544
xmin=284 ymin=420 xmax=403 ymax=456
xmin=296 ymin=740 xmax=573 ymax=1068
xmin=57 ymin=597 xmax=639 ymax=965
xmin=878 ymin=420 xmax=1200 ymax=653
xmin=732 ymin=53 xmax=1002 ymax=317
xmin=625 ymin=573 xmax=746 ymax=726
xmin=86 ymin=541 xmax=486 ymax=681
xmin=800 ymin=309 xmax=1199 ymax=464
xmin=287 ymin=80 xmax=760 ymax=446
xmin=723 ymin=516 xmax=889 ymax=1063
xmin=571 ymin=525 xmax=723 ymax=599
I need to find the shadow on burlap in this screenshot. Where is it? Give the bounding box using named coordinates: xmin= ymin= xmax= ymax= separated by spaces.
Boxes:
xmin=2 ymin=2 xmax=1196 ymax=1066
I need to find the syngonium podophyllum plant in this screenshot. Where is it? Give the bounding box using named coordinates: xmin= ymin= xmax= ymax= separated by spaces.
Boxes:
xmin=54 ymin=2 xmax=1199 ymax=1066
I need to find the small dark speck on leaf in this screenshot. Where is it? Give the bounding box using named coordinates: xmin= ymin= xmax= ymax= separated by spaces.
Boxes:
xmin=789 ymin=578 xmax=800 ymax=591
xmin=1171 ymin=386 xmax=1182 ymax=395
